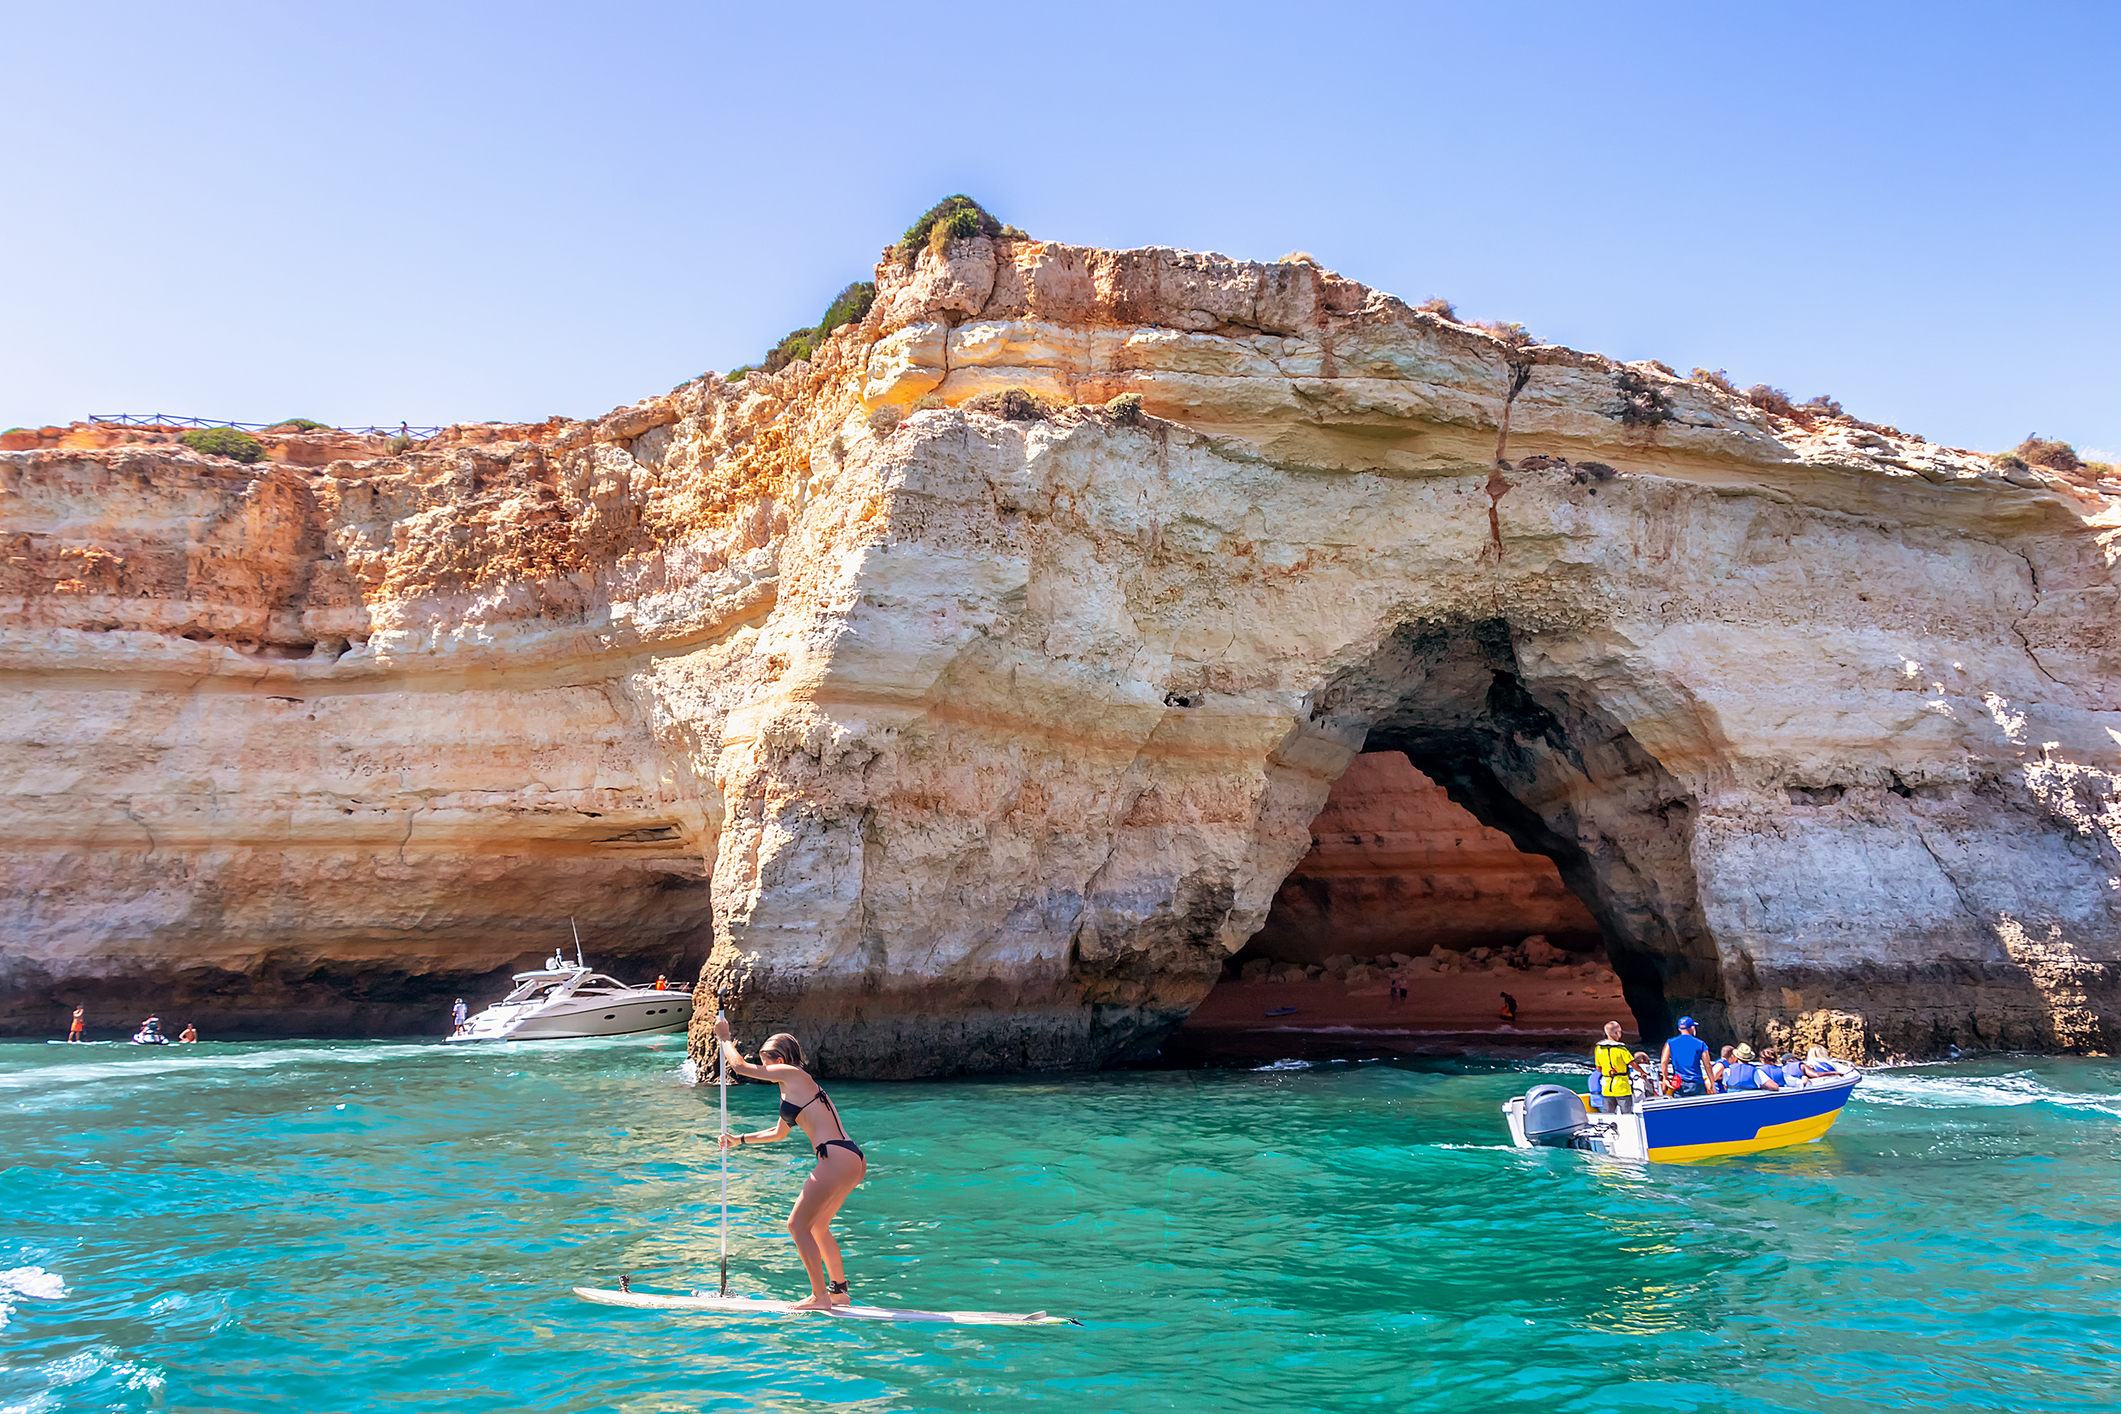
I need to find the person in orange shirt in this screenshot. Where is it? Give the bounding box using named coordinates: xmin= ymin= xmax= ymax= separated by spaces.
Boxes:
xmin=655 ymin=975 xmax=668 ymax=991
xmin=68 ymin=1007 xmax=84 ymax=1042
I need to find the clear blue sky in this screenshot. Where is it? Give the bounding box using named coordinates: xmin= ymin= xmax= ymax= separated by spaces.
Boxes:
xmin=4 ymin=1 xmax=2115 ymax=457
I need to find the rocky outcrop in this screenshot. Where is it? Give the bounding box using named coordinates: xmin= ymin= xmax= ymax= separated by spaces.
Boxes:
xmin=6 ymin=232 xmax=2119 ymax=1063
xmin=1241 ymin=750 xmax=1602 ymax=965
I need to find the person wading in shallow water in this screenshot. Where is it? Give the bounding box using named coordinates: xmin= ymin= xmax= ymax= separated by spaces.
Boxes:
xmin=713 ymin=1016 xmax=866 ymax=1311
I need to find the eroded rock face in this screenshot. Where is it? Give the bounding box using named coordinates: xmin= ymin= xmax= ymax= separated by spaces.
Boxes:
xmin=1242 ymin=751 xmax=1602 ymax=965
xmin=6 ymin=235 xmax=2119 ymax=1063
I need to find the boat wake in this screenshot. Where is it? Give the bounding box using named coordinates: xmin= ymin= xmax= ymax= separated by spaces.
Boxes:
xmin=1859 ymin=1069 xmax=2121 ymax=1118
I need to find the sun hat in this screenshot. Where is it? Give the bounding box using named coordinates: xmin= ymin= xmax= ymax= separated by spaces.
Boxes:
xmin=1733 ymin=1043 xmax=1757 ymax=1061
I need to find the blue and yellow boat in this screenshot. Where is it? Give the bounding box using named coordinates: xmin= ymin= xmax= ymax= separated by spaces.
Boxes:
xmin=1503 ymin=1073 xmax=1861 ymax=1163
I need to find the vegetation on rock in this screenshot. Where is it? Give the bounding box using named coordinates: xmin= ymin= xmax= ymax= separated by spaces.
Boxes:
xmin=178 ymin=428 xmax=264 ymax=463
xmin=965 ymin=387 xmax=1065 ymax=421
xmin=2015 ymin=436 xmax=2080 ymax=473
xmin=1614 ymin=368 xmax=1674 ymax=427
xmin=893 ymin=195 xmax=1026 ymax=266
xmin=267 ymin=418 xmax=331 ymax=433
xmin=761 ymin=281 xmax=878 ymax=375
xmin=1105 ymin=392 xmax=1144 ymax=425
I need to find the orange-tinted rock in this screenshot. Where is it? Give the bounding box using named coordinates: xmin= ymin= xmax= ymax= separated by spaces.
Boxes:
xmin=1244 ymin=751 xmax=1602 ymax=963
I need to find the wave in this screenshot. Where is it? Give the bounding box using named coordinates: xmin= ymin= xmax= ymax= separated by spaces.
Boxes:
xmin=1858 ymin=1069 xmax=2121 ymax=1118
xmin=0 ymin=1266 xmax=64 ymax=1335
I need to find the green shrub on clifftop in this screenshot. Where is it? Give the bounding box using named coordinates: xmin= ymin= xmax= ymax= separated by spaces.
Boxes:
xmin=178 ymin=428 xmax=264 ymax=463
xmin=756 ymin=280 xmax=879 ymax=376
xmin=2015 ymin=436 xmax=2081 ymax=473
xmin=893 ymin=196 xmax=1026 ymax=265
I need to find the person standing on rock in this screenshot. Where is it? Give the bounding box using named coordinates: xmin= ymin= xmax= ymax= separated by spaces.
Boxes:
xmin=1593 ymin=1021 xmax=1637 ymax=1114
xmin=713 ymin=1016 xmax=866 ymax=1311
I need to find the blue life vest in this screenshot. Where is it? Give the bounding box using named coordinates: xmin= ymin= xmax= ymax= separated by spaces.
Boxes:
xmin=1724 ymin=1060 xmax=1762 ymax=1090
xmin=1666 ymin=1033 xmax=1710 ymax=1083
xmin=1781 ymin=1059 xmax=1804 ymax=1085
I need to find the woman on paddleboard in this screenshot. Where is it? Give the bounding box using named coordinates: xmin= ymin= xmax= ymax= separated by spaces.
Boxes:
xmin=713 ymin=1017 xmax=866 ymax=1311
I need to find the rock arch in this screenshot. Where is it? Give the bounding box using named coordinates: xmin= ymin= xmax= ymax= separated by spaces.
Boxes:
xmin=1306 ymin=619 xmax=1722 ymax=1040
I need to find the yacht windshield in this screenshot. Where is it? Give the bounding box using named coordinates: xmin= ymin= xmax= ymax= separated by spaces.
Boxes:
xmin=501 ymin=975 xmax=573 ymax=1003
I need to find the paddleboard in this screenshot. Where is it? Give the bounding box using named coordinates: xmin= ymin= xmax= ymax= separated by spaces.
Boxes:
xmin=572 ymin=1286 xmax=1076 ymax=1326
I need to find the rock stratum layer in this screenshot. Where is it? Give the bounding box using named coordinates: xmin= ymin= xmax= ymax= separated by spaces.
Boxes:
xmin=6 ymin=235 xmax=2120 ymax=1067
xmin=1241 ymin=750 xmax=1603 ymax=965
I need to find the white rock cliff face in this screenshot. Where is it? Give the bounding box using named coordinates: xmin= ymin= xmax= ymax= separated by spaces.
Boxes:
xmin=4 ymin=236 xmax=2118 ymax=1066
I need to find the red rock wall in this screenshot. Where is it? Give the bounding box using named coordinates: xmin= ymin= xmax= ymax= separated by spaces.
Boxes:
xmin=1241 ymin=751 xmax=1603 ymax=964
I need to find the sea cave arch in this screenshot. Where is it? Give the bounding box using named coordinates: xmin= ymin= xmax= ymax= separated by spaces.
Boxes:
xmin=1255 ymin=618 xmax=1727 ymax=1043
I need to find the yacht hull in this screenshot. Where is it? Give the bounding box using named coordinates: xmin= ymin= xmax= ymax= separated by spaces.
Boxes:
xmin=447 ymin=993 xmax=691 ymax=1043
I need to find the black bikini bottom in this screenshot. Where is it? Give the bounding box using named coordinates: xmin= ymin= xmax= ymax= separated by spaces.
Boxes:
xmin=815 ymin=1138 xmax=865 ymax=1164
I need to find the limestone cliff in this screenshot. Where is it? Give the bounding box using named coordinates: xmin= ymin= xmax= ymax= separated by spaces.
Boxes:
xmin=5 ymin=231 xmax=2119 ymax=1066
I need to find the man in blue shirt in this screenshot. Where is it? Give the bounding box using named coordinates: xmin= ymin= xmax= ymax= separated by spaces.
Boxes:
xmin=1660 ymin=1016 xmax=1712 ymax=1097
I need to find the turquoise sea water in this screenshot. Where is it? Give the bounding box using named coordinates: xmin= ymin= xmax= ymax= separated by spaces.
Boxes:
xmin=4 ymin=1040 xmax=2119 ymax=1413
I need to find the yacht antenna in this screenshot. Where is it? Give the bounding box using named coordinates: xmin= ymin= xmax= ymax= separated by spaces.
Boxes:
xmin=570 ymin=916 xmax=585 ymax=969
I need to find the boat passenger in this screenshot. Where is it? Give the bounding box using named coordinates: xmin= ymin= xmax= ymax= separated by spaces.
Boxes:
xmin=179 ymin=1023 xmax=198 ymax=1044
xmin=1722 ymin=1043 xmax=1781 ymax=1091
xmin=451 ymin=998 xmax=468 ymax=1032
xmin=1803 ymin=1045 xmax=1846 ymax=1078
xmin=1709 ymin=1045 xmax=1737 ymax=1092
xmin=1593 ymin=1021 xmax=1637 ymax=1114
xmin=1661 ymin=1017 xmax=1711 ymax=1097
xmin=655 ymin=975 xmax=669 ymax=991
xmin=713 ymin=1017 xmax=866 ymax=1311
xmin=1770 ymin=1047 xmax=1805 ymax=1087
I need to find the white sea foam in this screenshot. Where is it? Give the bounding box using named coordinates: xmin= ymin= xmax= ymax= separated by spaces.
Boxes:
xmin=0 ymin=1268 xmax=64 ymax=1301
xmin=1251 ymin=1058 xmax=1313 ymax=1071
xmin=1859 ymin=1069 xmax=2121 ymax=1118
xmin=19 ymin=1346 xmax=164 ymax=1397
xmin=0 ymin=1266 xmax=64 ymax=1336
xmin=0 ymin=1042 xmax=433 ymax=1095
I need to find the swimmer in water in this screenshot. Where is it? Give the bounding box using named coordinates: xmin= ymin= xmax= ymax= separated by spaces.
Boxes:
xmin=712 ymin=1016 xmax=866 ymax=1310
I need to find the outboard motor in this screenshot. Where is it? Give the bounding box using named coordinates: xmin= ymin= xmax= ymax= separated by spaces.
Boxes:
xmin=1521 ymin=1083 xmax=1598 ymax=1149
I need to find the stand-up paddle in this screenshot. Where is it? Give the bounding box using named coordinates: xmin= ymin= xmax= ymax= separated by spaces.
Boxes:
xmin=716 ymin=989 xmax=730 ymax=1298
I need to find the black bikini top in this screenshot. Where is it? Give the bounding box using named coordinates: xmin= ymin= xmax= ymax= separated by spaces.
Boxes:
xmin=779 ymin=1085 xmax=851 ymax=1143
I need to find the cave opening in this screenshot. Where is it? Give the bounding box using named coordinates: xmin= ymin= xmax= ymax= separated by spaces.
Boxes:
xmin=1190 ymin=619 xmax=1722 ymax=1057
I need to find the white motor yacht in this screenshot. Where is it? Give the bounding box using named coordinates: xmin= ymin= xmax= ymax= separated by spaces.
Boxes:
xmin=448 ymin=950 xmax=693 ymax=1043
